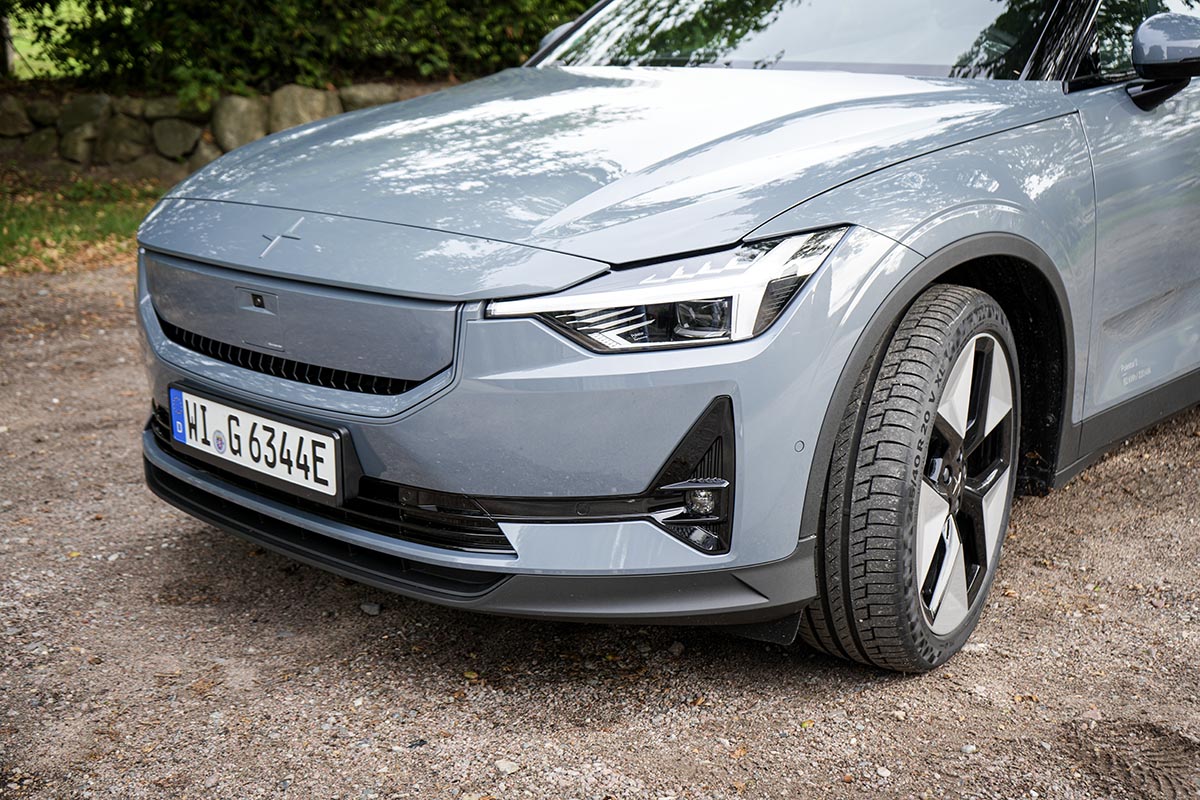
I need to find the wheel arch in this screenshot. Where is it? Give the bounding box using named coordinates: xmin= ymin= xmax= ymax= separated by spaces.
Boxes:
xmin=799 ymin=232 xmax=1076 ymax=543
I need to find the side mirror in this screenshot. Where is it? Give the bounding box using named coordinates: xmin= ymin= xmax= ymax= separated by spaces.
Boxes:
xmin=539 ymin=20 xmax=575 ymax=53
xmin=1133 ymin=12 xmax=1200 ymax=81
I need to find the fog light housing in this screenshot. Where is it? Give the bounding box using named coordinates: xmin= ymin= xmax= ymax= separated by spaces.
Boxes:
xmin=647 ymin=398 xmax=736 ymax=555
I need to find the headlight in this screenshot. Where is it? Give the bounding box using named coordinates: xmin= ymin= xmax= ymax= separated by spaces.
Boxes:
xmin=487 ymin=227 xmax=848 ymax=352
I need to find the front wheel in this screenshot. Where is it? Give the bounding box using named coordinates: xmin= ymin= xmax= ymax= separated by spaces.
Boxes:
xmin=802 ymin=284 xmax=1020 ymax=672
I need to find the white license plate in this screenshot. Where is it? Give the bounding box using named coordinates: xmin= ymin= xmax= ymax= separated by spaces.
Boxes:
xmin=168 ymin=388 xmax=338 ymax=496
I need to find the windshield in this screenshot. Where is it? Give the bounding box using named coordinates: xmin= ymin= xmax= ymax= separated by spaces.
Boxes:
xmin=545 ymin=0 xmax=1057 ymax=79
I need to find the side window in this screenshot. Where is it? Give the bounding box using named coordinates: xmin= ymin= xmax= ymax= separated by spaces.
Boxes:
xmin=1077 ymin=0 xmax=1200 ymax=83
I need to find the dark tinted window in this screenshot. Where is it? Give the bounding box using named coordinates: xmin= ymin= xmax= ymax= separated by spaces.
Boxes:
xmin=547 ymin=0 xmax=1056 ymax=79
xmin=1079 ymin=0 xmax=1200 ymax=81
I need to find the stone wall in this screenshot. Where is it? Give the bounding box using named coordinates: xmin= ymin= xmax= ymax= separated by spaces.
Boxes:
xmin=0 ymin=81 xmax=444 ymax=184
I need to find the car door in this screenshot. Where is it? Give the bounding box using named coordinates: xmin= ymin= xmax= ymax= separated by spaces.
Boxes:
xmin=1070 ymin=0 xmax=1200 ymax=435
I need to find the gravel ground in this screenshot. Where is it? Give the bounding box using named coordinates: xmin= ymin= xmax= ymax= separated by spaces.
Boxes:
xmin=1 ymin=261 xmax=1198 ymax=800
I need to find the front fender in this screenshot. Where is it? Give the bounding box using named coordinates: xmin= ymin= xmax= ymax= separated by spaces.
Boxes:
xmin=752 ymin=114 xmax=1098 ymax=535
xmin=750 ymin=114 xmax=1095 ymax=426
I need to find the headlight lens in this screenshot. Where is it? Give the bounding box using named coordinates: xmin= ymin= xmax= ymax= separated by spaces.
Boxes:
xmin=546 ymin=298 xmax=732 ymax=350
xmin=487 ymin=227 xmax=848 ymax=352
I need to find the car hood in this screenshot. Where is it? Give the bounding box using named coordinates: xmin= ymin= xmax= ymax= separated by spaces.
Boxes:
xmin=166 ymin=67 xmax=1074 ymax=269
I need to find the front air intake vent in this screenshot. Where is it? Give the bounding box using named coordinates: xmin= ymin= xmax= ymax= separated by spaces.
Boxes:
xmin=158 ymin=315 xmax=415 ymax=396
xmin=651 ymin=397 xmax=736 ymax=554
xmin=150 ymin=407 xmax=514 ymax=553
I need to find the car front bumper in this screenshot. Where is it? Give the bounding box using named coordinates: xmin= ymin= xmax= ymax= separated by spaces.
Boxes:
xmin=137 ymin=226 xmax=919 ymax=625
xmin=143 ymin=427 xmax=816 ymax=625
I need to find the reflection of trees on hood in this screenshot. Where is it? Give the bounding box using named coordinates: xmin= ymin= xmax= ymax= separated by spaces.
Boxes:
xmin=950 ymin=0 xmax=1055 ymax=79
xmin=559 ymin=0 xmax=794 ymax=67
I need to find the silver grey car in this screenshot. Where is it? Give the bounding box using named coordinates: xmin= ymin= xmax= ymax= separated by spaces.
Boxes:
xmin=137 ymin=0 xmax=1200 ymax=671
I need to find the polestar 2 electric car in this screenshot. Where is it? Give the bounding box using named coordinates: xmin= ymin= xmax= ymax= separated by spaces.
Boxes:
xmin=138 ymin=0 xmax=1200 ymax=671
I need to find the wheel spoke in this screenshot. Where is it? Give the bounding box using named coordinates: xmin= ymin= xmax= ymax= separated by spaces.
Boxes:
xmin=918 ymin=478 xmax=951 ymax=587
xmin=962 ymin=338 xmax=994 ymax=455
xmin=966 ymin=413 xmax=1011 ymax=486
xmin=980 ymin=467 xmax=1011 ymax=569
xmin=956 ymin=486 xmax=989 ymax=597
xmin=930 ymin=527 xmax=971 ymax=635
xmin=938 ymin=338 xmax=978 ymax=441
xmin=926 ymin=516 xmax=959 ymax=612
xmin=933 ymin=409 xmax=964 ymax=454
xmin=959 ymin=462 xmax=1013 ymax=602
xmin=983 ymin=342 xmax=1013 ymax=439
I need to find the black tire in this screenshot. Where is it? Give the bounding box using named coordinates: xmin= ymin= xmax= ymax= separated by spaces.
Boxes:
xmin=801 ymin=284 xmax=1021 ymax=672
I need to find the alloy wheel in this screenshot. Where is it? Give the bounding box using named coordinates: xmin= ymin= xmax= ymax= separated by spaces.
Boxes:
xmin=917 ymin=333 xmax=1015 ymax=636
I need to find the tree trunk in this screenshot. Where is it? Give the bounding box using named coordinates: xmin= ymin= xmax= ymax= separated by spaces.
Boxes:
xmin=0 ymin=18 xmax=13 ymax=77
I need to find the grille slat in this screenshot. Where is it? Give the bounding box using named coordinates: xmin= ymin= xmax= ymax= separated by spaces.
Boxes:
xmin=150 ymin=409 xmax=514 ymax=554
xmin=157 ymin=315 xmax=415 ymax=396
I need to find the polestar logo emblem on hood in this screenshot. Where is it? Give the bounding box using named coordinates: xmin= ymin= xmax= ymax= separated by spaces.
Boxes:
xmin=259 ymin=217 xmax=305 ymax=258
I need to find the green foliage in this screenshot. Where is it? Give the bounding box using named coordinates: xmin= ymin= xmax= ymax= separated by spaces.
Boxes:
xmin=0 ymin=0 xmax=589 ymax=95
xmin=0 ymin=176 xmax=158 ymax=273
xmin=58 ymin=176 xmax=161 ymax=202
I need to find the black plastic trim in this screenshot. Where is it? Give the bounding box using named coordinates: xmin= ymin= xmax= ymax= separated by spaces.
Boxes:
xmin=469 ymin=395 xmax=737 ymax=553
xmin=1056 ymin=0 xmax=1105 ymax=89
xmin=1126 ymin=78 xmax=1191 ymax=111
xmin=146 ymin=393 xmax=735 ymax=554
xmin=158 ymin=313 xmax=422 ymax=396
xmin=524 ymin=0 xmax=620 ymax=66
xmin=1055 ymin=366 xmax=1200 ymax=487
xmin=149 ymin=409 xmax=515 ymax=553
xmin=145 ymin=456 xmax=509 ymax=599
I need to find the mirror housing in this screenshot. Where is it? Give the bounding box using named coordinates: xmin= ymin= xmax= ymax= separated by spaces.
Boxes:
xmin=1133 ymin=12 xmax=1200 ymax=81
xmin=539 ymin=20 xmax=575 ymax=54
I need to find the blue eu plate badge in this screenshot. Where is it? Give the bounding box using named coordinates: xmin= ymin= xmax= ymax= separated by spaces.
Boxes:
xmin=169 ymin=387 xmax=187 ymax=443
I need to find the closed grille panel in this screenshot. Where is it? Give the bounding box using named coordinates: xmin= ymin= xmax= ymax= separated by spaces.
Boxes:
xmin=158 ymin=315 xmax=414 ymax=396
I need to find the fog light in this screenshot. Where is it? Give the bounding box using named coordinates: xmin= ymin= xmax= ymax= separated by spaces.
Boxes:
xmin=685 ymin=489 xmax=717 ymax=516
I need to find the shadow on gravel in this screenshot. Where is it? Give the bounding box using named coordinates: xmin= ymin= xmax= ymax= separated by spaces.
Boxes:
xmin=163 ymin=519 xmax=908 ymax=698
